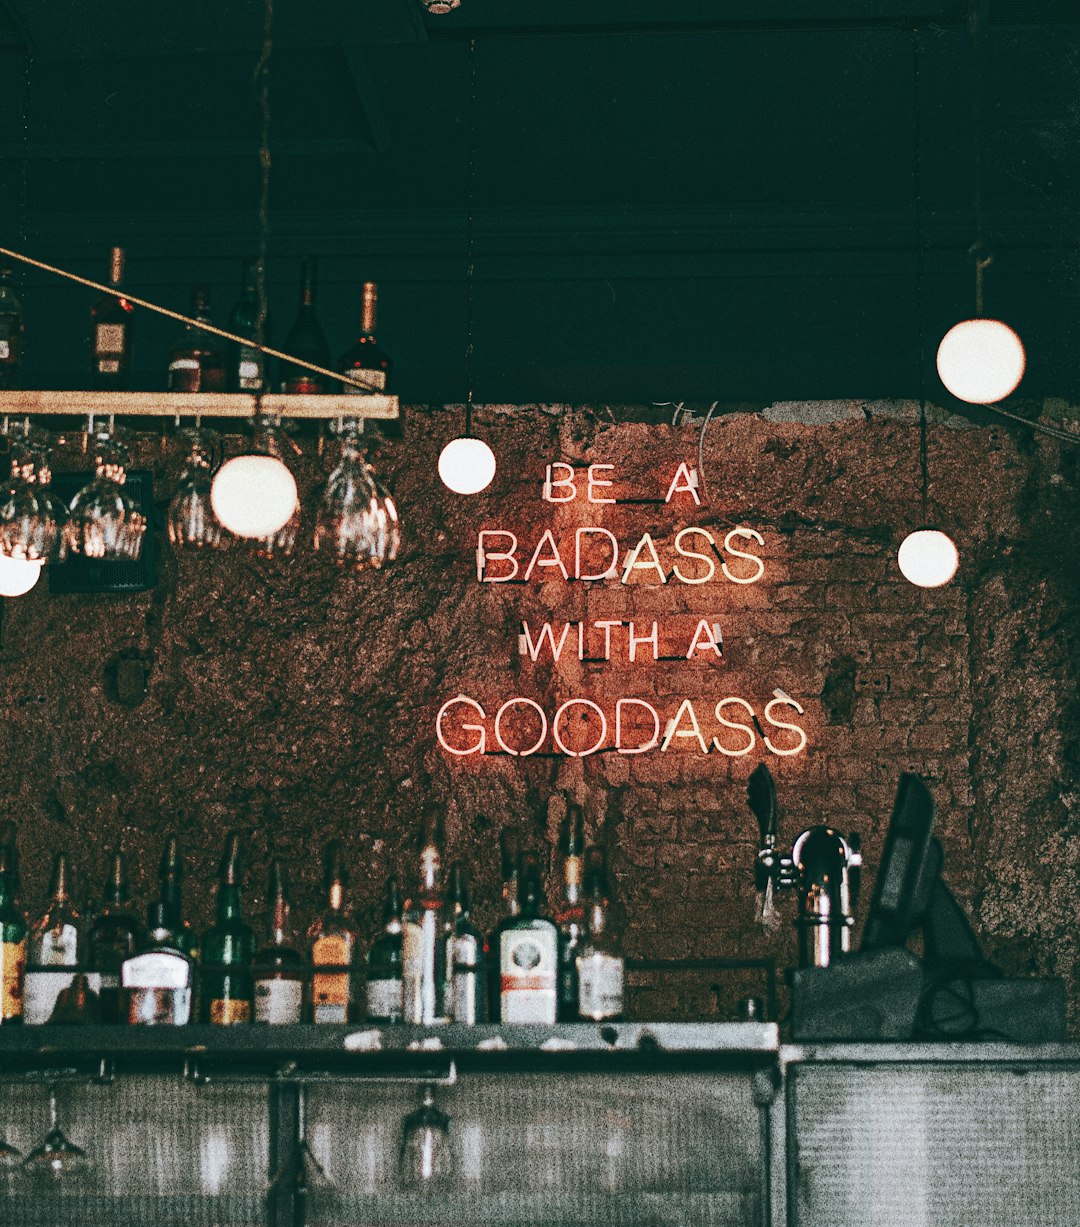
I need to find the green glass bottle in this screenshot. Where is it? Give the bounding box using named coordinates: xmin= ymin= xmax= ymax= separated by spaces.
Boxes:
xmin=0 ymin=839 xmax=27 ymax=1026
xmin=555 ymin=802 xmax=586 ymax=1021
xmin=227 ymin=257 xmax=271 ymax=392
xmin=444 ymin=862 xmax=485 ymax=1024
xmin=159 ymin=834 xmax=199 ymax=959
xmin=252 ymin=859 xmax=305 ymax=1024
xmin=494 ymin=853 xmax=558 ymax=1024
xmin=365 ymin=876 xmax=404 ymax=1023
xmin=200 ymin=832 xmax=254 ymax=1025
xmin=87 ymin=849 xmax=141 ymax=1023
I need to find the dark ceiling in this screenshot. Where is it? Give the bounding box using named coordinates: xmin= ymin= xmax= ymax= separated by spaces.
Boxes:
xmin=1 ymin=0 xmax=1078 ymax=404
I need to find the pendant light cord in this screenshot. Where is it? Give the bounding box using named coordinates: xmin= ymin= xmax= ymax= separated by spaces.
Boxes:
xmin=254 ymin=0 xmax=274 ymax=352
xmin=968 ymin=0 xmax=991 ymax=316
xmin=463 ymin=37 xmax=478 ymax=438
xmin=911 ymin=26 xmax=930 ymax=522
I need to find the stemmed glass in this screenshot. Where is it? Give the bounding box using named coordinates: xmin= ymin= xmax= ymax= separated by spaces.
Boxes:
xmin=168 ymin=426 xmax=228 ymax=551
xmin=0 ymin=418 xmax=66 ymax=563
xmin=314 ymin=419 xmax=401 ymax=569
xmin=398 ymin=1084 xmax=451 ymax=1190
xmin=64 ymin=416 xmax=146 ymax=561
xmin=19 ymin=1084 xmax=93 ymax=1194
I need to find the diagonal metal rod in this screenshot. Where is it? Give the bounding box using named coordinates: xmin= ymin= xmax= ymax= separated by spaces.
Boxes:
xmin=0 ymin=242 xmax=374 ymax=394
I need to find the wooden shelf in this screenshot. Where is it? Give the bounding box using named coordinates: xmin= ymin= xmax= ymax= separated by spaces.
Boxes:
xmin=0 ymin=390 xmax=399 ymax=420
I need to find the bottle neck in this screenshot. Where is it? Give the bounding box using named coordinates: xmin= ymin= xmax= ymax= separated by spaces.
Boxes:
xmin=217 ymin=882 xmax=242 ymax=923
xmin=270 ymin=895 xmax=289 ymax=945
xmin=109 ymin=248 xmax=124 ymax=287
xmin=417 ymin=845 xmax=441 ymax=898
xmin=161 ymin=875 xmax=183 ymax=920
xmin=361 ymin=284 xmax=377 ymax=334
xmin=563 ymin=855 xmax=583 ymax=906
xmin=327 ymin=880 xmax=344 ymax=913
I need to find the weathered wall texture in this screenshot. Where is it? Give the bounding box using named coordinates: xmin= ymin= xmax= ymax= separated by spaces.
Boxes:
xmin=1 ymin=400 xmax=1077 ymax=1028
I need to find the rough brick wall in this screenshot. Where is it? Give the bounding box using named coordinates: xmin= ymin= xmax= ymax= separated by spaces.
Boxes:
xmin=0 ymin=400 xmax=1076 ymax=1030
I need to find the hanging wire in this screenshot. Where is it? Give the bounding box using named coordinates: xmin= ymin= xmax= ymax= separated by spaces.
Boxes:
xmin=911 ymin=26 xmax=931 ymax=521
xmin=967 ymin=0 xmax=991 ymax=316
xmin=19 ymin=49 xmax=31 ymax=258
xmin=253 ymin=0 xmax=274 ymax=353
xmin=463 ymin=37 xmax=478 ymax=438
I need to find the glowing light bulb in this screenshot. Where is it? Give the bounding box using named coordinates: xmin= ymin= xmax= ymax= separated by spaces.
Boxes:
xmin=438 ymin=437 xmax=496 ymax=495
xmin=897 ymin=529 xmax=959 ymax=588
xmin=210 ymin=455 xmax=298 ymax=539
xmin=936 ymin=319 xmax=1025 ymax=404
xmin=0 ymin=553 xmax=44 ymax=597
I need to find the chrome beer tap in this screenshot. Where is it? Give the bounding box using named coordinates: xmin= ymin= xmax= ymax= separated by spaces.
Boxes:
xmin=748 ymin=763 xmax=862 ymax=969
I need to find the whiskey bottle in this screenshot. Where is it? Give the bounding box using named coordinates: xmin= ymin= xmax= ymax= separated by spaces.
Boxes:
xmin=494 ymin=853 xmax=558 ymax=1024
xmin=555 ymin=802 xmax=586 ymax=1021
xmin=338 ymin=282 xmax=391 ymax=394
xmin=365 ymin=876 xmax=404 ymax=1023
xmin=0 ymin=839 xmax=27 ymax=1026
xmin=487 ymin=827 xmax=521 ymax=1018
xmin=200 ymin=832 xmax=254 ymax=1025
xmin=575 ymin=849 xmax=625 ymax=1022
xmin=87 ymin=849 xmax=141 ymax=1023
xmin=227 ymin=257 xmax=270 ymax=392
xmin=444 ymin=862 xmax=485 ymax=1024
xmin=402 ymin=815 xmax=448 ymax=1025
xmin=280 ymin=256 xmax=330 ymax=394
xmin=90 ymin=246 xmax=134 ymax=389
xmin=23 ymin=853 xmax=81 ymax=1025
xmin=0 ymin=265 xmax=24 ymax=390
xmin=308 ymin=841 xmax=359 ymax=1024
xmin=123 ymin=902 xmax=193 ymax=1025
xmin=253 ymin=858 xmax=305 ymax=1024
xmin=168 ymin=285 xmax=226 ymax=392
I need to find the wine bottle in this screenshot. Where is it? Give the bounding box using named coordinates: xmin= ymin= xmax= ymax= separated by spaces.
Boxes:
xmin=575 ymin=848 xmax=625 ymax=1022
xmin=280 ymin=256 xmax=330 ymax=394
xmin=0 ymin=265 xmax=24 ymax=390
xmin=227 ymin=257 xmax=270 ymax=392
xmin=308 ymin=841 xmax=359 ymax=1024
xmin=168 ymin=285 xmax=226 ymax=392
xmin=494 ymin=853 xmax=558 ymax=1024
xmin=123 ymin=901 xmax=193 ymax=1025
xmin=402 ymin=815 xmax=448 ymax=1025
xmin=253 ymin=858 xmax=305 ymax=1024
xmin=159 ymin=834 xmax=198 ymax=959
xmin=338 ymin=281 xmax=391 ymax=394
xmin=365 ymin=876 xmax=404 ymax=1023
xmin=23 ymin=853 xmax=81 ymax=1025
xmin=555 ymin=802 xmax=586 ymax=1021
xmin=87 ymin=849 xmax=141 ymax=1023
xmin=444 ymin=862 xmax=485 ymax=1024
xmin=90 ymin=246 xmax=134 ymax=389
xmin=200 ymin=832 xmax=254 ymax=1025
xmin=0 ymin=838 xmax=27 ymax=1026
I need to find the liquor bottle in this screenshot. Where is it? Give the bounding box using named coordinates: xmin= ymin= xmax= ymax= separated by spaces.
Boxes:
xmin=338 ymin=281 xmax=391 ymax=394
xmin=494 ymin=853 xmax=558 ymax=1024
xmin=168 ymin=285 xmax=226 ymax=392
xmin=90 ymin=246 xmax=134 ymax=389
xmin=575 ymin=849 xmax=625 ymax=1022
xmin=0 ymin=265 xmax=24 ymax=390
xmin=402 ymin=815 xmax=448 ymax=1025
xmin=555 ymin=802 xmax=586 ymax=1021
xmin=365 ymin=875 xmax=404 ymax=1023
xmin=253 ymin=858 xmax=305 ymax=1025
xmin=159 ymin=834 xmax=198 ymax=959
xmin=280 ymin=255 xmax=330 ymax=394
xmin=0 ymin=839 xmax=27 ymax=1026
xmin=87 ymin=849 xmax=141 ymax=1023
xmin=200 ymin=832 xmax=254 ymax=1025
xmin=487 ymin=827 xmax=521 ymax=1019
xmin=444 ymin=862 xmax=485 ymax=1024
xmin=227 ymin=257 xmax=270 ymax=392
xmin=308 ymin=841 xmax=359 ymax=1024
xmin=123 ymin=901 xmax=193 ymax=1025
xmin=23 ymin=853 xmax=81 ymax=1025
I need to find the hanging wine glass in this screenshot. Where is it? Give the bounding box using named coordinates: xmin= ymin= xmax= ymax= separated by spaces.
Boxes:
xmin=168 ymin=426 xmax=228 ymax=551
xmin=398 ymin=1084 xmax=451 ymax=1190
xmin=20 ymin=1084 xmax=94 ymax=1195
xmin=64 ymin=417 xmax=146 ymax=561
xmin=314 ymin=419 xmax=400 ymax=569
xmin=0 ymin=418 xmax=65 ymax=563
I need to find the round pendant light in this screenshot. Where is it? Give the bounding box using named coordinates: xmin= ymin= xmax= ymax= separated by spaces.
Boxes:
xmin=936 ymin=318 xmax=1025 ymax=405
xmin=438 ymin=436 xmax=496 ymax=495
xmin=0 ymin=553 xmax=44 ymax=597
xmin=211 ymin=454 xmax=298 ymax=539
xmin=897 ymin=529 xmax=959 ymax=588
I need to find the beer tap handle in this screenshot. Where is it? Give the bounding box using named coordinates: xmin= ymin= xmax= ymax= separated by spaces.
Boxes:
xmin=747 ymin=763 xmax=778 ymax=846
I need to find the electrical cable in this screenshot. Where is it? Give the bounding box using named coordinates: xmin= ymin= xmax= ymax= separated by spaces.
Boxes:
xmin=463 ymin=37 xmax=478 ymax=438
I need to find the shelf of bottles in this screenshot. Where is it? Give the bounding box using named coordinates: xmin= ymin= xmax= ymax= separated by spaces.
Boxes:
xmin=0 ymin=390 xmax=399 ymax=421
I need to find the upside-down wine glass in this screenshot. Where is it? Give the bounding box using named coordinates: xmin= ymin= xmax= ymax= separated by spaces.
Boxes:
xmin=64 ymin=416 xmax=146 ymax=561
xmin=313 ymin=418 xmax=401 ymax=569
xmin=168 ymin=426 xmax=228 ymax=551
xmin=20 ymin=1084 xmax=94 ymax=1194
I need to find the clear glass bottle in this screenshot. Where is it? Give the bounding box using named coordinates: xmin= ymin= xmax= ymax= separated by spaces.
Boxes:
xmin=494 ymin=853 xmax=558 ymax=1024
xmin=444 ymin=862 xmax=485 ymax=1024
xmin=308 ymin=841 xmax=360 ymax=1024
xmin=402 ymin=816 xmax=448 ymax=1025
xmin=555 ymin=802 xmax=586 ymax=1021
xmin=575 ymin=848 xmax=625 ymax=1022
xmin=338 ymin=281 xmax=391 ymax=394
xmin=253 ymin=858 xmax=305 ymax=1024
xmin=227 ymin=257 xmax=270 ymax=392
xmin=280 ymin=255 xmax=330 ymax=393
xmin=365 ymin=875 xmax=404 ymax=1023
xmin=200 ymin=832 xmax=254 ymax=1025
xmin=90 ymin=246 xmax=135 ymax=389
xmin=123 ymin=901 xmax=193 ymax=1025
xmin=23 ymin=853 xmax=81 ymax=1025
xmin=168 ymin=284 xmax=226 ymax=392
xmin=87 ymin=849 xmax=141 ymax=1023
xmin=0 ymin=839 xmax=27 ymax=1026
xmin=0 ymin=265 xmax=24 ymax=389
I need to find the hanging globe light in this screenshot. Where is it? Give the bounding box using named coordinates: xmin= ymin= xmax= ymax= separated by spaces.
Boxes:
xmin=210 ymin=415 xmax=298 ymax=541
xmin=936 ymin=318 xmax=1025 ymax=405
xmin=897 ymin=529 xmax=959 ymax=588
xmin=0 ymin=553 xmax=44 ymax=597
xmin=438 ymin=436 xmax=496 ymax=495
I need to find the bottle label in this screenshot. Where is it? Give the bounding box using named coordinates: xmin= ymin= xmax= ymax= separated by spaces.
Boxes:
xmin=209 ymin=997 xmax=251 ymax=1025
xmin=254 ymin=977 xmax=303 ymax=1024
xmin=238 ymin=351 xmax=263 ymax=387
xmin=36 ymin=923 xmax=78 ymax=965
xmin=365 ymin=976 xmax=403 ymax=1022
xmin=576 ymin=951 xmax=624 ymax=1020
xmin=95 ymin=322 xmax=126 ymax=356
xmin=123 ymin=951 xmax=190 ymax=990
xmin=449 ymin=933 xmax=481 ymax=1023
xmin=0 ymin=341 xmax=9 ymax=360
xmin=170 ymin=358 xmax=200 ymax=370
xmin=341 ymin=369 xmax=387 ymax=393
xmin=311 ymin=934 xmax=351 ymax=1020
xmin=402 ymin=911 xmax=443 ymax=1024
xmin=22 ymin=969 xmax=76 ymax=1024
xmin=128 ymin=986 xmax=191 ymax=1026
xmin=1 ymin=938 xmax=26 ymax=1020
xmin=500 ymin=929 xmax=557 ymax=1024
